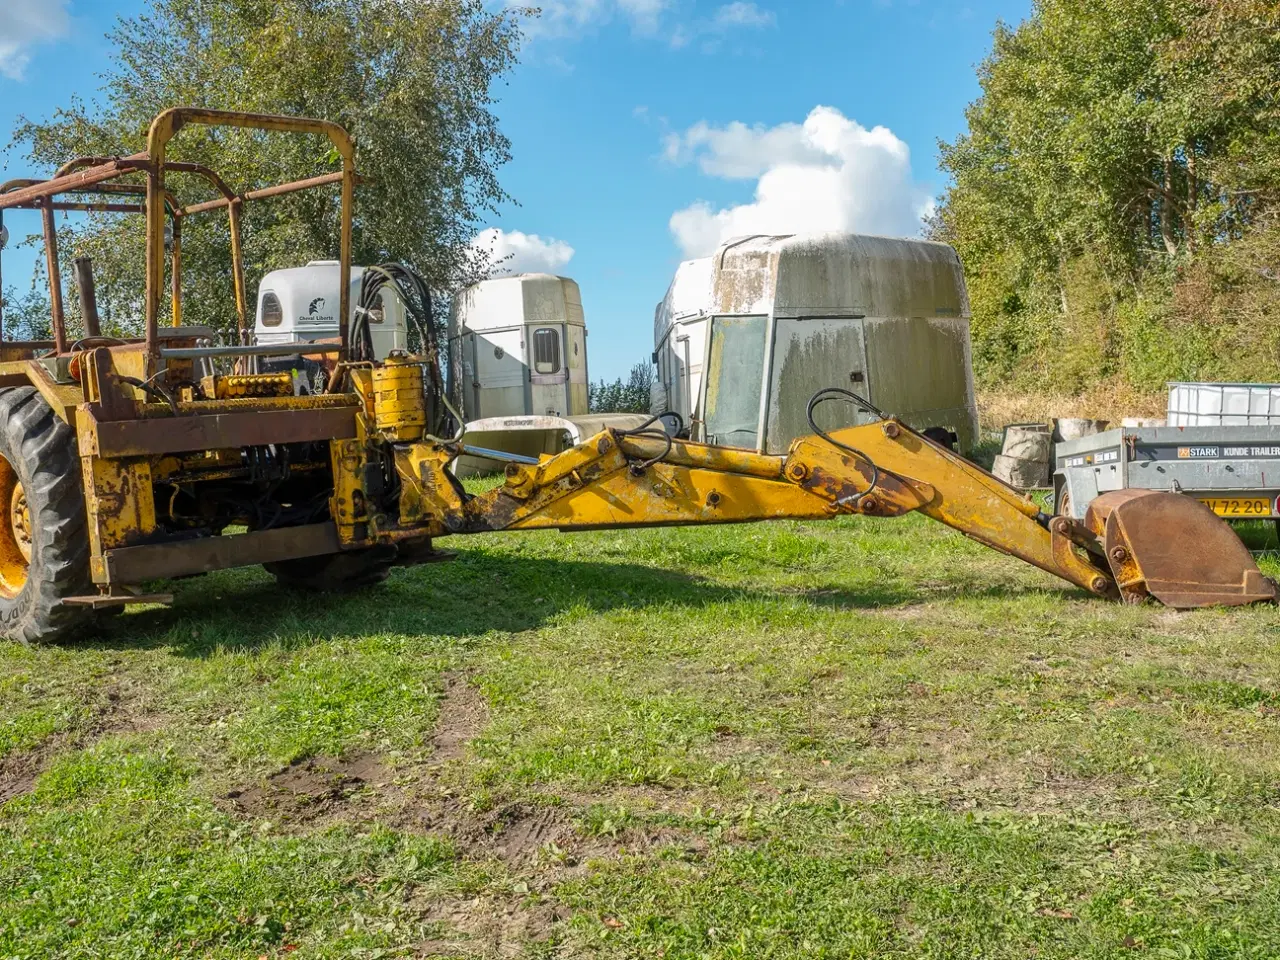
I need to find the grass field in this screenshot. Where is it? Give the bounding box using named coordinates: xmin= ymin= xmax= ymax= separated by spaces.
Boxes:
xmin=3 ymin=503 xmax=1280 ymax=958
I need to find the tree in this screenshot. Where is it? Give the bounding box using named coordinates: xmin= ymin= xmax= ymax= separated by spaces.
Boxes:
xmin=8 ymin=0 xmax=528 ymax=341
xmin=933 ymin=0 xmax=1280 ymax=394
xmin=589 ymin=361 xmax=654 ymax=414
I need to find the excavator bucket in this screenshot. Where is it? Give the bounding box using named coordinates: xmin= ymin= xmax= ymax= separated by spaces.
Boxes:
xmin=1085 ymin=490 xmax=1277 ymax=608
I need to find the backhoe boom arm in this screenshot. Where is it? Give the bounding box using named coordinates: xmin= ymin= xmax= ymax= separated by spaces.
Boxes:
xmin=394 ymin=419 xmax=1117 ymax=598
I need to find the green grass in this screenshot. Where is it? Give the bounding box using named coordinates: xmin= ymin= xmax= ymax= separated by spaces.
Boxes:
xmin=3 ymin=513 xmax=1280 ymax=957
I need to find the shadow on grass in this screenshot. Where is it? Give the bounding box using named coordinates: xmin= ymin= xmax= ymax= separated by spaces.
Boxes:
xmin=70 ymin=544 xmax=1074 ymax=658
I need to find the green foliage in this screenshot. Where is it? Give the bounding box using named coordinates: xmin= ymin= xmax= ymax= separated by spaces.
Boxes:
xmin=589 ymin=360 xmax=654 ymax=414
xmin=0 ymin=284 xmax=53 ymax=342
xmin=7 ymin=0 xmax=528 ymax=341
xmin=936 ymin=0 xmax=1280 ymax=395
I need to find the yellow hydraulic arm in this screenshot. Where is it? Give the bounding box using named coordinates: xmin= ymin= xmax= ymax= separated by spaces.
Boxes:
xmin=385 ymin=410 xmax=1274 ymax=608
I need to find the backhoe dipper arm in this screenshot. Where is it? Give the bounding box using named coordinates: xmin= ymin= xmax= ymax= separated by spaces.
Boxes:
xmin=411 ymin=419 xmax=1117 ymax=598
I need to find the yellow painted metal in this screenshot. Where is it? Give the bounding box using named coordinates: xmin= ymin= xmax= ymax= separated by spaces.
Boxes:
xmin=0 ymin=454 xmax=29 ymax=599
xmin=26 ymin=361 xmax=82 ymax=426
xmin=374 ymin=419 xmax=1114 ymax=598
xmin=79 ymin=446 xmax=158 ymax=585
xmin=394 ymin=444 xmax=468 ymax=531
xmin=330 ymin=438 xmax=369 ymax=546
xmin=505 ymin=461 xmax=836 ymax=530
xmin=781 ymin=420 xmax=1111 ymax=594
xmin=227 ymin=200 xmax=247 ymax=343
xmin=210 ymin=372 xmax=293 ymax=400
xmin=371 ymin=357 xmax=426 ymax=441
xmin=346 ymin=366 xmax=377 ymax=423
xmin=170 ymin=216 xmax=182 ymax=327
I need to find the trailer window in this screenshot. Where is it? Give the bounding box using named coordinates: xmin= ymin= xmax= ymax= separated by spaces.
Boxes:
xmin=260 ymin=292 xmax=283 ymax=327
xmin=703 ymin=315 xmax=766 ymax=449
xmin=533 ymin=328 xmax=560 ymax=374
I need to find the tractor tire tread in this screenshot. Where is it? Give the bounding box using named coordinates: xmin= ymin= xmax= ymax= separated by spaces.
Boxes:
xmin=0 ymin=387 xmax=92 ymax=643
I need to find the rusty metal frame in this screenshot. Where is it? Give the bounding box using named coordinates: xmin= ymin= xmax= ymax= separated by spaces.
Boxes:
xmin=0 ymin=176 xmax=180 ymax=351
xmin=0 ymin=108 xmax=356 ymax=366
xmin=144 ymin=108 xmax=356 ymax=370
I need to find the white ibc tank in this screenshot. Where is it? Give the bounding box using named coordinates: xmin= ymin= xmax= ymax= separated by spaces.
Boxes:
xmin=1167 ymin=382 xmax=1280 ymax=426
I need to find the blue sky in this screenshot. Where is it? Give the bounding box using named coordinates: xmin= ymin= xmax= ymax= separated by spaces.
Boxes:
xmin=1 ymin=0 xmax=1031 ymax=380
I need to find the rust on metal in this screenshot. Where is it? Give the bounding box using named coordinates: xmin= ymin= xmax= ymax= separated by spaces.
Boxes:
xmin=179 ymin=172 xmax=347 ymax=216
xmin=0 ymin=155 xmax=149 ymax=211
xmin=95 ymin=522 xmax=341 ymax=584
xmin=1085 ymin=489 xmax=1277 ymax=607
xmin=142 ymin=108 xmax=356 ymax=369
xmin=72 ymin=258 xmax=102 ymax=338
xmin=61 ymin=591 xmax=174 ymax=609
xmin=39 ymin=200 xmax=67 ymax=353
xmin=85 ymin=403 xmax=359 ymax=458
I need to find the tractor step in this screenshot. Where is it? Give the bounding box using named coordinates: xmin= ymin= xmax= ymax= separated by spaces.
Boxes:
xmin=62 ymin=591 xmax=174 ymax=610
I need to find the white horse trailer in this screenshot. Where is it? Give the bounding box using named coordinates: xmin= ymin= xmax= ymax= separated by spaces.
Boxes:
xmin=651 ymin=257 xmax=713 ymax=429
xmin=448 ymin=274 xmax=645 ymax=474
xmin=255 ymin=260 xmax=408 ymax=359
xmin=448 ymin=273 xmax=589 ymax=421
xmin=652 ymin=233 xmax=978 ymax=453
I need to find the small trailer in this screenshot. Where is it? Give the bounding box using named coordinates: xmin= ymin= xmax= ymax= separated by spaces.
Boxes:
xmin=1053 ymin=383 xmax=1280 ymax=527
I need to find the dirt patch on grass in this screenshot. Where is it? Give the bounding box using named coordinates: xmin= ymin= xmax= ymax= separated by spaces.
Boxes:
xmin=0 ymin=679 xmax=167 ymax=805
xmin=0 ymin=750 xmax=44 ymax=804
xmin=433 ymin=673 xmax=488 ymax=763
xmin=406 ymin=795 xmax=582 ymax=865
xmin=225 ymin=753 xmax=390 ymax=826
xmin=416 ymin=894 xmax=571 ymax=958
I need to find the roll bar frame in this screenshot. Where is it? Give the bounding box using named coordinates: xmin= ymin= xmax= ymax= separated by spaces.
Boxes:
xmin=0 ymin=108 xmax=357 ymax=370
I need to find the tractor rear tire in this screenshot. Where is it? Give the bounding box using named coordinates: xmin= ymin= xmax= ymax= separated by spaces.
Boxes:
xmin=264 ymin=544 xmax=397 ymax=593
xmin=0 ymin=387 xmax=92 ymax=643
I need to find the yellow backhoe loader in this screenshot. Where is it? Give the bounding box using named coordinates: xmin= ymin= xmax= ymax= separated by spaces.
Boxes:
xmin=0 ymin=108 xmax=1271 ymax=644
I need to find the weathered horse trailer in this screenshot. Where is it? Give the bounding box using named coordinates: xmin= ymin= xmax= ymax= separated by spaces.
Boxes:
xmin=255 ymin=261 xmax=408 ymax=360
xmin=446 ymin=273 xmax=602 ymax=474
xmin=651 ymin=256 xmax=713 ymax=429
xmin=653 ymin=233 xmax=978 ymax=454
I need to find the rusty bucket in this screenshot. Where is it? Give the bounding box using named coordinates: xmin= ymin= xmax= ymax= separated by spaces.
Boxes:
xmin=1085 ymin=489 xmax=1277 ymax=608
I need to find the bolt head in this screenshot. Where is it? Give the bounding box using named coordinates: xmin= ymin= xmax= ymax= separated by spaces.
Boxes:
xmin=1109 ymin=546 xmax=1128 ymax=563
xmin=883 ymin=422 xmax=901 ymax=439
xmin=1091 ymin=576 xmax=1110 ymax=593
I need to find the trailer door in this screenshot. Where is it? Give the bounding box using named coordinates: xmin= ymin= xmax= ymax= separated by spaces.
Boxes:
xmin=473 ymin=327 xmax=527 ymax=417
xmin=765 ymin=316 xmax=870 ymax=454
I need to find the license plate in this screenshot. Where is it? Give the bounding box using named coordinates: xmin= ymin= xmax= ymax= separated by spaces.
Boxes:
xmin=1198 ymin=497 xmax=1274 ymax=517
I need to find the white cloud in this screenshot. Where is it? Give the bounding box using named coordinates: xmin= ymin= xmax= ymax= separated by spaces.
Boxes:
xmin=712 ymin=2 xmax=775 ymax=29
xmin=0 ymin=0 xmax=70 ymax=81
xmin=670 ymin=1 xmax=775 ymax=49
xmin=471 ymin=228 xmax=575 ymax=276
xmin=665 ymin=106 xmax=933 ymax=257
xmin=509 ymin=0 xmax=670 ymax=38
